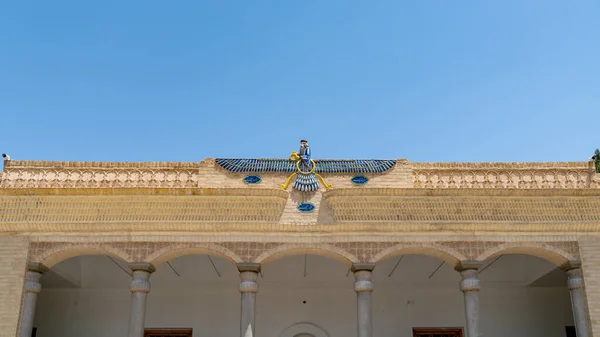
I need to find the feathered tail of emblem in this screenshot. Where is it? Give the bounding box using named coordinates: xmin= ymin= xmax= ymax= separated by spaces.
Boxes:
xmin=293 ymin=172 xmax=319 ymax=192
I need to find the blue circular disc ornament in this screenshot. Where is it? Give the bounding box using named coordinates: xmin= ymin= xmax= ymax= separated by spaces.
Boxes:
xmin=243 ymin=175 xmax=262 ymax=184
xmin=351 ymin=175 xmax=369 ymax=185
xmin=297 ymin=202 xmax=316 ymax=213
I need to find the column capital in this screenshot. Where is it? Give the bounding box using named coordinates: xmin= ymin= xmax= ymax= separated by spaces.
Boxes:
xmin=237 ymin=263 xmax=261 ymax=273
xmin=454 ymin=260 xmax=483 ymax=272
xmin=129 ymin=263 xmax=154 ymax=294
xmin=238 ymin=263 xmax=260 ymax=293
xmin=20 ymin=263 xmax=47 ymax=337
xmin=23 ymin=262 xmax=47 ymax=294
xmin=129 ymin=262 xmax=155 ymax=273
xmin=351 ymin=262 xmax=375 ymax=273
xmin=457 ymin=261 xmax=481 ymax=293
xmin=561 ymin=260 xmax=582 ymax=271
xmin=562 ymin=261 xmax=585 ymax=291
xmin=27 ymin=262 xmax=49 ymax=274
xmin=353 ymin=263 xmax=374 ymax=293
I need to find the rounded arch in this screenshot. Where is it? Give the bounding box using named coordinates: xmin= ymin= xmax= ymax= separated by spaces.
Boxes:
xmin=147 ymin=244 xmax=242 ymax=267
xmin=255 ymin=244 xmax=357 ymax=266
xmin=36 ymin=244 xmax=130 ymax=269
xmin=477 ymin=243 xmax=576 ymax=267
xmin=279 ymin=323 xmax=329 ymax=337
xmin=371 ymin=243 xmax=466 ymax=267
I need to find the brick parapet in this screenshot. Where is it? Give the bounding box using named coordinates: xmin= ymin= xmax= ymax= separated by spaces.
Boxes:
xmin=412 ymin=160 xmax=597 ymax=189
xmin=1 ymin=159 xmax=597 ymax=189
xmin=412 ymin=161 xmax=591 ymax=169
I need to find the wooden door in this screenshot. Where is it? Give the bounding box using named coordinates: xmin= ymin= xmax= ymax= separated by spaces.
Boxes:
xmin=144 ymin=329 xmax=193 ymax=337
xmin=413 ymin=328 xmax=463 ymax=337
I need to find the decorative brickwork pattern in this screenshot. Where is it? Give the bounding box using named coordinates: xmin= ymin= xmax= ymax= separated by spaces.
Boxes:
xmin=27 ymin=240 xmax=580 ymax=268
xmin=1 ymin=161 xmax=201 ymax=188
xmin=255 ymin=243 xmax=358 ymax=265
xmin=0 ymin=192 xmax=288 ymax=224
xmin=413 ymin=161 xmax=597 ymax=189
xmin=146 ymin=243 xmax=244 ymax=265
xmin=29 ymin=242 xmax=134 ymax=267
xmin=441 ymin=241 xmax=502 ymax=260
xmin=325 ymin=189 xmax=600 ymax=223
xmin=221 ymin=242 xmax=282 ymax=262
xmin=477 ymin=241 xmax=580 ymax=266
xmin=333 ymin=242 xmax=397 ymax=263
xmin=2 ymin=159 xmax=597 ymax=190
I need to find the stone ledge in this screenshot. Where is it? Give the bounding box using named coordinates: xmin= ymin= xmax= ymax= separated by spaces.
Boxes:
xmin=3 ymin=222 xmax=600 ymax=235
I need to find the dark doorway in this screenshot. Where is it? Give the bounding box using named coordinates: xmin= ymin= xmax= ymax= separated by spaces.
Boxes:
xmin=413 ymin=328 xmax=463 ymax=337
xmin=144 ymin=329 xmax=193 ymax=337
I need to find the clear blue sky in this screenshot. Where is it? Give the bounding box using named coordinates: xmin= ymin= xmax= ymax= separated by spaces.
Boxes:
xmin=1 ymin=1 xmax=598 ymax=163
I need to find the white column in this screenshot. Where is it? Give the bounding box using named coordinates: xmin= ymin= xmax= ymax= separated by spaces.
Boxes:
xmin=128 ymin=263 xmax=155 ymax=337
xmin=352 ymin=263 xmax=375 ymax=337
xmin=19 ymin=262 xmax=48 ymax=337
xmin=238 ymin=263 xmax=260 ymax=337
xmin=563 ymin=261 xmax=590 ymax=337
xmin=455 ymin=261 xmax=482 ymax=337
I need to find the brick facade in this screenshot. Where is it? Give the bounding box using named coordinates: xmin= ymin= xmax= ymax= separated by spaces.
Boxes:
xmin=1 ymin=157 xmax=599 ymax=336
xmin=0 ymin=237 xmax=29 ymax=337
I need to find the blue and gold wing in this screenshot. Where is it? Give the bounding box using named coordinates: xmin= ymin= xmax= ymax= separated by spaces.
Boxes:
xmin=215 ymin=158 xmax=396 ymax=174
xmin=314 ymin=160 xmax=397 ymax=173
xmin=215 ymin=159 xmax=297 ymax=172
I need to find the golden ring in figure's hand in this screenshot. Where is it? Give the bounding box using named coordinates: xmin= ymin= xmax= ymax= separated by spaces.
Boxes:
xmin=289 ymin=151 xmax=300 ymax=161
xmin=296 ymin=159 xmax=316 ymax=174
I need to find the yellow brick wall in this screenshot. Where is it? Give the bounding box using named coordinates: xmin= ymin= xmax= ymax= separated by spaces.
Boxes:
xmin=0 ymin=236 xmax=29 ymax=337
xmin=578 ymin=236 xmax=600 ymax=337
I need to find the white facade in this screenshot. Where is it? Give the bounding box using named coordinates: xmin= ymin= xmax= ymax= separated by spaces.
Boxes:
xmin=33 ymin=254 xmax=574 ymax=337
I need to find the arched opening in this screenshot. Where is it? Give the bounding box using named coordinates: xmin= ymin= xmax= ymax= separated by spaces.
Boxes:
xmin=372 ymin=245 xmax=464 ymax=267
xmin=373 ymin=253 xmax=463 ymax=336
xmin=33 ymin=252 xmax=132 ymax=336
xmin=148 ymin=245 xmax=242 ymax=267
xmin=477 ymin=244 xmax=574 ymax=267
xmin=32 ymin=248 xmax=240 ymax=337
xmin=371 ymin=247 xmax=576 ymax=337
xmin=258 ymin=253 xmax=352 ymax=337
xmin=255 ymin=244 xmax=356 ymax=267
xmin=37 ymin=245 xmax=131 ymax=269
xmin=146 ymin=253 xmax=239 ymax=337
xmin=476 ymin=253 xmax=575 ymax=337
